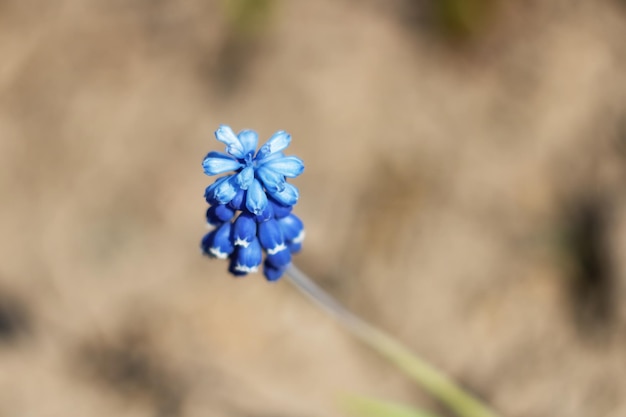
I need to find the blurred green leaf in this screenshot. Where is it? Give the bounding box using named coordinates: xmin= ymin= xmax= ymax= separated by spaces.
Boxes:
xmin=434 ymin=0 xmax=497 ymax=40
xmin=340 ymin=394 xmax=442 ymax=417
xmin=222 ymin=0 xmax=276 ymax=37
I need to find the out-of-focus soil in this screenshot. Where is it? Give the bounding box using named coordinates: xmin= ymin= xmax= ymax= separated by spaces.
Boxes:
xmin=1 ymin=1 xmax=626 ymax=416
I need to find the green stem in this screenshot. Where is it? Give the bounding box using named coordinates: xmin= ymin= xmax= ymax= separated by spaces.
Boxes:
xmin=284 ymin=264 xmax=498 ymax=417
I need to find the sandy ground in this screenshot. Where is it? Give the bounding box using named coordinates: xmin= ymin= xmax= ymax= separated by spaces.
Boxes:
xmin=1 ymin=1 xmax=626 ymax=416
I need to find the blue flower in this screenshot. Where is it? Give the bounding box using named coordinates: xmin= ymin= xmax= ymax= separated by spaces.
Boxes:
xmin=203 ymin=125 xmax=304 ymax=215
xmin=201 ymin=125 xmax=305 ymax=281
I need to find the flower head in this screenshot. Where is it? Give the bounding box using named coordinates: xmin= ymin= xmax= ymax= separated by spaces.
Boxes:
xmin=201 ymin=125 xmax=305 ymax=281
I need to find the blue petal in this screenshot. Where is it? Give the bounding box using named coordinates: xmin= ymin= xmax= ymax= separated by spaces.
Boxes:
xmin=233 ymin=238 xmax=262 ymax=273
xmin=206 ymin=204 xmax=234 ymax=225
xmin=260 ymin=156 xmax=304 ymax=178
xmin=233 ymin=212 xmax=257 ymax=247
xmin=258 ymin=219 xmax=286 ymax=255
xmin=235 ymin=166 xmax=254 ymax=190
xmin=237 ymin=130 xmax=258 ymax=158
xmin=205 ymin=176 xmax=232 ymax=204
xmin=201 ymin=223 xmax=234 ymax=259
xmin=206 ymin=206 xmax=221 ymax=226
xmin=202 ymin=151 xmax=242 ymax=175
xmin=268 ymin=196 xmax=292 ymax=219
xmin=278 ymin=214 xmax=304 ymax=242
xmin=258 ymin=151 xmax=284 ymax=163
xmin=254 ymin=201 xmax=274 ymax=223
xmin=269 ymin=183 xmax=299 ymax=206
xmin=229 ymin=189 xmax=246 ymax=210
xmin=215 ymin=204 xmax=235 ymax=221
xmin=255 ymin=130 xmax=291 ymax=161
xmin=288 ymin=242 xmax=302 ymax=253
xmin=267 ymin=249 xmax=291 ymax=268
xmin=256 ymin=165 xmax=285 ymax=193
xmin=245 ymin=179 xmax=268 ymax=215
xmin=263 ymin=260 xmax=284 ymax=281
xmin=215 ymin=125 xmax=246 ymax=159
xmin=212 ymin=176 xmax=238 ymax=204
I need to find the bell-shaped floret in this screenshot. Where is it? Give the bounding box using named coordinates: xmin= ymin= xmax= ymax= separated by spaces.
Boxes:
xmin=232 ymin=212 xmax=257 ymax=247
xmin=258 ymin=219 xmax=286 ymax=255
xmin=256 ymin=165 xmax=285 ymax=193
xmin=255 ymin=130 xmax=291 ymax=161
xmin=205 ymin=175 xmax=238 ymax=205
xmin=202 ymin=151 xmax=242 ymax=175
xmin=205 ymin=176 xmax=227 ymax=204
xmin=228 ymin=189 xmax=246 ymax=211
xmin=245 ymin=179 xmax=268 ymax=215
xmin=237 ymin=130 xmax=258 ymax=159
xmin=269 ymin=183 xmax=299 ymax=206
xmin=267 ymin=248 xmax=291 ymax=268
xmin=215 ymin=125 xmax=246 ymax=159
xmin=278 ymin=214 xmax=304 ymax=242
xmin=260 ymin=156 xmax=304 ymax=178
xmin=232 ymin=238 xmax=263 ymax=273
xmin=234 ymin=166 xmax=254 ymax=190
xmin=200 ymin=222 xmax=234 ymax=259
xmin=206 ymin=204 xmax=235 ymax=225
xmin=263 ymin=259 xmax=285 ymax=282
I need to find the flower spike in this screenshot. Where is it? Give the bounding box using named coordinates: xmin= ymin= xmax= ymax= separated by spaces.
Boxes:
xmin=201 ymin=125 xmax=304 ymax=280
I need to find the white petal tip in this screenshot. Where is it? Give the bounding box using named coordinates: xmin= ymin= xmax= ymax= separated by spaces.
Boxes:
xmin=267 ymin=243 xmax=287 ymax=255
xmin=209 ymin=248 xmax=229 ymax=259
xmin=234 ymin=238 xmax=250 ymax=248
xmin=293 ymin=230 xmax=305 ymax=244
xmin=234 ymin=264 xmax=259 ymax=273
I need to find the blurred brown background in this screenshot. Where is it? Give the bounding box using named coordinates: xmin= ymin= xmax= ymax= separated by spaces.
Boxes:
xmin=1 ymin=1 xmax=626 ymax=416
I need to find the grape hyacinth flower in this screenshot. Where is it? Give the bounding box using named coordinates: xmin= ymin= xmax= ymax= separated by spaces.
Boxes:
xmin=198 ymin=126 xmax=498 ymax=417
xmin=201 ymin=125 xmax=305 ymax=281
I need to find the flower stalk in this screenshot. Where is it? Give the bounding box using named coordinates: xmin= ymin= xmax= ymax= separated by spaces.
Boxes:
xmin=285 ymin=264 xmax=499 ymax=417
